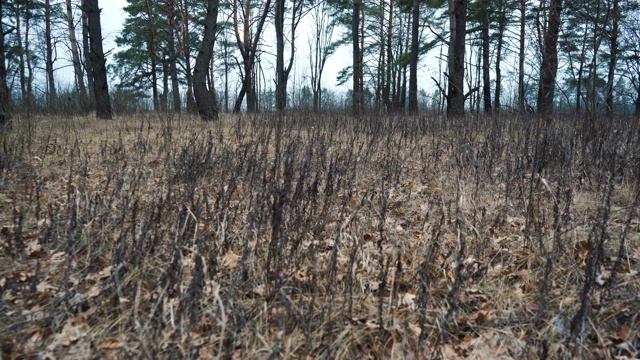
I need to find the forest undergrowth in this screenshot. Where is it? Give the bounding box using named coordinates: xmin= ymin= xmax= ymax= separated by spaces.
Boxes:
xmin=0 ymin=112 xmax=638 ymax=359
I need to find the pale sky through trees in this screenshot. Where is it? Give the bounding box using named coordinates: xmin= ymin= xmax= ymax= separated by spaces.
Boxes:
xmin=68 ymin=1 xmax=432 ymax=99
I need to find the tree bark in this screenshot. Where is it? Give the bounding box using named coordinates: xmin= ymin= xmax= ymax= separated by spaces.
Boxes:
xmin=518 ymin=0 xmax=526 ymax=113
xmin=16 ymin=2 xmax=28 ymax=108
xmin=233 ymin=0 xmax=271 ymax=113
xmin=85 ymin=0 xmax=113 ymax=119
xmin=275 ymin=0 xmax=286 ymax=111
xmin=45 ymin=0 xmax=57 ymax=110
xmin=161 ymin=60 xmax=168 ymax=112
xmin=352 ymin=0 xmax=362 ymax=116
xmin=408 ymin=0 xmax=419 ymax=114
xmin=481 ymin=1 xmax=492 ymax=114
xmin=180 ymin=0 xmax=196 ymax=114
xmin=82 ymin=0 xmax=95 ymax=105
xmin=384 ymin=0 xmax=394 ymax=112
xmin=374 ymin=0 xmax=385 ymax=112
xmin=0 ymin=0 xmax=11 ymax=131
xmin=151 ymin=55 xmax=159 ymax=111
xmin=25 ymin=0 xmax=33 ymax=113
xmin=66 ymin=0 xmax=88 ymax=104
xmin=537 ymin=0 xmax=564 ymax=116
xmin=447 ymin=0 xmax=469 ymax=118
xmin=165 ymin=0 xmax=181 ymax=112
xmin=605 ymin=0 xmax=619 ymax=115
xmin=193 ymin=0 xmax=220 ymax=121
xmin=495 ymin=4 xmax=505 ymax=114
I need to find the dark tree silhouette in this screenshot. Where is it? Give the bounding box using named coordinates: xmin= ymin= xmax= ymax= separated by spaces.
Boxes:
xmin=537 ymin=0 xmax=563 ymax=116
xmin=193 ymin=0 xmax=220 ymax=121
xmin=0 ymin=0 xmax=11 ymax=132
xmin=85 ymin=0 xmax=112 ymax=119
xmin=447 ymin=0 xmax=470 ymax=118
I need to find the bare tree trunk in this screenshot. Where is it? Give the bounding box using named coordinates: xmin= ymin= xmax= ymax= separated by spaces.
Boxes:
xmin=233 ymin=0 xmax=271 ymax=113
xmin=82 ymin=0 xmax=95 ymax=105
xmin=193 ymin=0 xmax=220 ymax=121
xmin=85 ymin=0 xmax=112 ymax=119
xmin=0 ymin=0 xmax=11 ymax=131
xmin=16 ymin=3 xmax=28 ymax=107
xmin=223 ymin=37 xmax=229 ymax=113
xmin=151 ymin=56 xmax=159 ymax=111
xmin=161 ymin=60 xmax=168 ymax=112
xmin=181 ymin=0 xmax=196 ymax=113
xmin=25 ymin=0 xmax=33 ymax=113
xmin=275 ymin=0 xmax=286 ymax=111
xmin=166 ymin=0 xmax=181 ymax=112
xmin=576 ymin=29 xmax=588 ymax=113
xmin=309 ymin=2 xmax=334 ymax=112
xmin=374 ymin=0 xmax=385 ymax=112
xmin=518 ymin=0 xmax=526 ymax=113
xmin=447 ymin=0 xmax=469 ymax=118
xmin=481 ymin=1 xmax=491 ymax=114
xmin=352 ymin=0 xmax=362 ymax=116
xmin=384 ymin=0 xmax=394 ymax=112
xmin=408 ymin=0 xmax=419 ymax=114
xmin=605 ymin=0 xmax=619 ymax=115
xmin=494 ymin=4 xmax=505 ymax=114
xmin=66 ymin=0 xmax=88 ymax=104
xmin=45 ymin=0 xmax=57 ymax=110
xmin=537 ymin=0 xmax=564 ymax=116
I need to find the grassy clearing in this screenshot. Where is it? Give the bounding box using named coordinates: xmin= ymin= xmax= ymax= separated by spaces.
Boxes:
xmin=0 ymin=112 xmax=638 ymax=359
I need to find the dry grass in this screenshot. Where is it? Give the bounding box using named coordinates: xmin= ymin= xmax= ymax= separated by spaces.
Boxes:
xmin=0 ymin=112 xmax=638 ymax=359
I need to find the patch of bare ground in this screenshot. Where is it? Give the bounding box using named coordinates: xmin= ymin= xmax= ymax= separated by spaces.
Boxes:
xmin=0 ymin=112 xmax=638 ymax=359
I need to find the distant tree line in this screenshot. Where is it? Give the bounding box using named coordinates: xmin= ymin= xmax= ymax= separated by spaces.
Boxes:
xmin=0 ymin=0 xmax=639 ymax=126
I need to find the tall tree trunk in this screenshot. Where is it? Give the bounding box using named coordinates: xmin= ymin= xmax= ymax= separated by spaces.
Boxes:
xmin=45 ymin=0 xmax=57 ymax=110
xmin=275 ymin=0 xmax=286 ymax=111
xmin=408 ymin=0 xmax=419 ymax=114
xmin=224 ymin=38 xmax=229 ymax=112
xmin=494 ymin=4 xmax=505 ymax=114
xmin=232 ymin=0 xmax=271 ymax=113
xmin=575 ymin=29 xmax=588 ymax=113
xmin=518 ymin=0 xmax=526 ymax=113
xmin=352 ymin=0 xmax=362 ymax=116
xmin=587 ymin=0 xmax=604 ymax=114
xmin=481 ymin=1 xmax=491 ymax=114
xmin=85 ymin=0 xmax=113 ymax=119
xmin=384 ymin=0 xmax=394 ymax=112
xmin=181 ymin=0 xmax=196 ymax=113
xmin=537 ymin=0 xmax=564 ymax=116
xmin=0 ymin=0 xmax=11 ymax=131
xmin=605 ymin=0 xmax=619 ymax=115
xmin=375 ymin=0 xmax=385 ymax=112
xmin=66 ymin=0 xmax=88 ymax=104
xmin=82 ymin=0 xmax=95 ymax=105
xmin=151 ymin=56 xmax=159 ymax=111
xmin=161 ymin=60 xmax=169 ymax=112
xmin=16 ymin=3 xmax=28 ymax=107
xmin=193 ymin=0 xmax=220 ymax=121
xmin=166 ymin=0 xmax=181 ymax=112
xmin=309 ymin=2 xmax=334 ymax=112
xmin=447 ymin=0 xmax=469 ymax=118
xmin=359 ymin=4 xmax=365 ymax=108
xmin=25 ymin=0 xmax=33 ymax=113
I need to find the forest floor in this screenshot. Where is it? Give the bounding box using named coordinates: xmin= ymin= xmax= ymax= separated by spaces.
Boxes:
xmin=0 ymin=112 xmax=638 ymax=359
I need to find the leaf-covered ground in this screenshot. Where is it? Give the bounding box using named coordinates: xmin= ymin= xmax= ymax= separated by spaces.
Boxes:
xmin=0 ymin=113 xmax=638 ymax=359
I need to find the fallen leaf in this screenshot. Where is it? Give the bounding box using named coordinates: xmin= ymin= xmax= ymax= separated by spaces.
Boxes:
xmin=99 ymin=339 xmax=122 ymax=350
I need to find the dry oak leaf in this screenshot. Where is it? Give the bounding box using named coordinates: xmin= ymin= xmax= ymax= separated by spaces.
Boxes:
xmin=47 ymin=318 xmax=90 ymax=350
xmin=220 ymin=251 xmax=241 ymax=269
